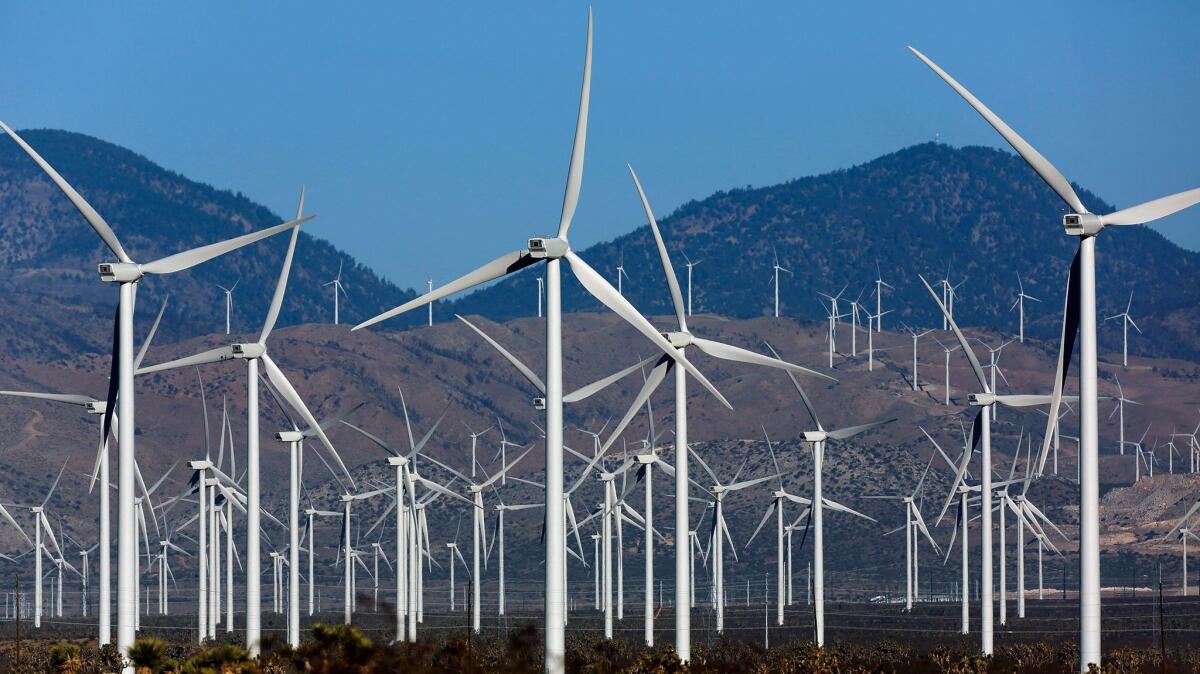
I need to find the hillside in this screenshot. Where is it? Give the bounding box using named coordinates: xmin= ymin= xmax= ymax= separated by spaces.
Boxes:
xmin=450 ymin=143 xmax=1200 ymax=361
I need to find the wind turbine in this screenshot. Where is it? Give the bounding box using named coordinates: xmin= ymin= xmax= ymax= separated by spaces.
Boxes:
xmin=493 ymin=500 xmax=542 ymax=616
xmin=0 ymin=121 xmax=309 ymax=667
xmin=682 ymin=250 xmax=702 ymax=316
xmin=217 ymin=280 xmax=239 ymax=335
xmin=904 ymin=325 xmax=934 ymax=392
xmin=1109 ymin=377 xmax=1141 ymax=456
xmin=1105 ymin=293 xmax=1140 ymax=367
xmin=628 ymin=166 xmax=832 ymax=660
xmin=911 ymin=46 xmax=1200 ymax=671
xmin=767 ymin=343 xmax=886 ymax=646
xmin=138 ymin=188 xmax=349 ymax=655
xmin=864 ymin=308 xmax=893 ymax=372
xmin=31 ymin=460 xmax=69 ymax=628
xmin=933 ymin=337 xmax=962 ymax=406
xmin=464 ymin=423 xmax=494 ymax=479
xmin=1162 ymin=500 xmax=1200 ymax=595
xmin=770 ymin=246 xmax=792 ymax=318
xmin=615 ymin=249 xmax=630 ymax=296
xmin=1010 ymin=274 xmax=1040 ymax=343
xmin=978 ymin=339 xmax=1013 ymax=421
xmin=873 ymin=263 xmax=894 ymax=333
xmin=863 ymin=454 xmax=940 ymax=612
xmin=426 ymin=277 xmax=434 ymax=327
xmin=691 ymin=452 xmax=777 ymax=634
xmin=323 ymin=260 xmax=348 ymax=325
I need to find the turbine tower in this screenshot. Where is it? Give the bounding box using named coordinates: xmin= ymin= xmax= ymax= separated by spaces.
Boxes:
xmin=217 ymin=280 xmax=239 ymax=335
xmin=1010 ymin=273 xmax=1039 ymax=343
xmin=682 ymin=250 xmax=702 ymax=316
xmin=323 ymin=261 xmax=348 ymax=325
xmin=770 ymin=246 xmax=791 ymax=318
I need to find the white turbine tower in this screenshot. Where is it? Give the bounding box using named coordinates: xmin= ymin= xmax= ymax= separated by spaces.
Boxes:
xmin=682 ymin=250 xmax=702 ymax=316
xmin=911 ymin=46 xmax=1200 ymax=670
xmin=628 ymin=166 xmax=832 ymax=660
xmin=873 ymin=263 xmax=894 ymax=332
xmin=933 ymin=337 xmax=962 ymax=406
xmin=905 ymin=326 xmax=934 ymax=392
xmin=217 ymin=280 xmax=239 ymax=335
xmin=1010 ymin=273 xmax=1040 ymax=343
xmin=1109 ymin=377 xmax=1141 ymax=456
xmin=615 ymin=249 xmax=630 ymax=296
xmin=0 ymin=122 xmax=306 ymax=667
xmin=1104 ymin=293 xmax=1140 ymax=367
xmin=323 ymin=261 xmax=348 ymax=325
xmin=770 ymin=246 xmax=791 ymax=318
xmin=138 ymin=188 xmax=351 ymax=656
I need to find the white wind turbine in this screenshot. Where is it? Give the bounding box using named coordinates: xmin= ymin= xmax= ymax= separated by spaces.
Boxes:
xmin=0 ymin=122 xmax=309 ymax=667
xmin=464 ymin=422 xmax=494 ymax=479
xmin=424 ymin=446 xmax=533 ymax=633
xmin=864 ymin=308 xmax=893 ymax=372
xmin=1010 ymin=274 xmax=1040 ymax=343
xmin=138 ymin=189 xmax=350 ymax=655
xmin=904 ymin=325 xmax=935 ymax=392
xmin=1105 ymin=293 xmax=1140 ymax=367
xmin=873 ymin=263 xmax=894 ymax=333
xmin=863 ymin=454 xmax=940 ymax=613
xmin=323 ymin=260 xmax=348 ymax=325
xmin=426 ymin=277 xmax=434 ymax=327
xmin=933 ymin=337 xmax=962 ymax=406
xmin=30 ymin=460 xmax=69 ymax=628
xmin=615 ymin=249 xmax=631 ymax=296
xmin=682 ymin=250 xmax=702 ymax=316
xmin=770 ymin=246 xmax=792 ymax=318
xmin=847 ymin=288 xmax=868 ymax=356
xmin=1109 ymin=377 xmax=1141 ymax=456
xmin=911 ymin=47 xmax=1200 ymax=670
xmin=767 ymin=344 xmax=886 ymax=646
xmin=628 ymin=166 xmax=832 ymax=660
xmin=351 ymin=15 xmax=732 ymax=659
xmin=217 ymin=280 xmax=239 ymax=335
xmin=493 ymin=500 xmax=542 ymax=616
xmin=691 ymin=452 xmax=777 ymax=634
xmin=1162 ymin=500 xmax=1200 ymax=595
xmin=978 ymin=339 xmax=1013 ymax=421
xmin=339 ymin=486 xmax=392 ymax=624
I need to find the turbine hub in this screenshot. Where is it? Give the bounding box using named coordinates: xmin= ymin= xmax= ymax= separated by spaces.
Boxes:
xmin=97 ymin=262 xmax=142 ymax=283
xmin=1063 ymin=213 xmax=1103 ymax=237
xmin=664 ymin=331 xmax=691 ymax=348
xmin=527 ymin=237 xmax=569 ymax=259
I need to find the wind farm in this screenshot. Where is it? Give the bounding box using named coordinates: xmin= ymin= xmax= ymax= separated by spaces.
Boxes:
xmin=0 ymin=5 xmax=1199 ymax=674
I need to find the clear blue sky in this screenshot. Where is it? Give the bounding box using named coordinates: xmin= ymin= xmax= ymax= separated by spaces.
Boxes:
xmin=3 ymin=2 xmax=1198 ymax=291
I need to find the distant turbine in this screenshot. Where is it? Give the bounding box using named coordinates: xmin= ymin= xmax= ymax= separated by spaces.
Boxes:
xmin=217 ymin=280 xmax=239 ymax=335
xmin=1104 ymin=293 xmax=1140 ymax=367
xmin=1010 ymin=273 xmax=1040 ymax=343
xmin=1109 ymin=377 xmax=1141 ymax=456
xmin=770 ymin=246 xmax=792 ymax=318
xmin=426 ymin=277 xmax=434 ymax=326
xmin=682 ymin=250 xmax=702 ymax=316
xmin=615 ymin=249 xmax=630 ymax=296
xmin=322 ymin=261 xmax=348 ymax=325
xmin=905 ymin=326 xmax=935 ymax=392
xmin=873 ymin=263 xmax=894 ymax=332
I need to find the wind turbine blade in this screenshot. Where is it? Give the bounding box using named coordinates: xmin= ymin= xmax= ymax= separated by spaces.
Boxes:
xmin=556 ymin=8 xmax=592 ymax=239
xmin=0 ymin=503 xmax=32 ymax=547
xmin=911 ymin=507 xmax=941 ymax=556
xmin=627 ymin=164 xmax=686 ymax=330
xmin=354 ymin=250 xmax=536 ymax=331
xmin=455 ymin=315 xmax=545 ymax=393
xmin=133 ymin=296 xmax=170 ymax=372
xmin=763 ymin=342 xmax=824 ymax=430
xmin=410 ymin=409 xmax=448 ymax=457
xmin=907 ymin=48 xmax=1087 ymax=215
xmin=822 ymin=498 xmax=876 ymax=522
xmin=42 ymin=460 xmax=69 ymax=508
xmin=935 ymin=424 xmax=975 ymax=525
xmin=0 ymin=391 xmax=95 ymax=405
xmin=340 ymin=421 xmax=400 ymax=457
xmin=0 ymin=121 xmax=132 ymax=262
xmin=1103 ymin=188 xmax=1200 ymax=227
xmin=828 ymin=418 xmax=895 ymax=441
xmin=136 ymin=345 xmax=238 ymax=376
xmin=919 ymin=275 xmax=988 ymax=391
xmin=564 ymin=250 xmax=730 ymax=409
xmin=744 ymin=501 xmax=776 ymax=548
xmin=143 ymin=216 xmax=309 ymax=277
xmin=726 ymin=473 xmax=777 ymax=492
xmin=414 ymin=476 xmax=474 ymax=508
xmin=1035 ymin=250 xmax=1081 ymax=477
xmin=482 ymin=446 xmax=533 ymax=488
xmin=594 ymin=355 xmax=672 ymax=459
xmin=261 ymin=353 xmax=355 ymax=488
xmin=692 ymin=337 xmax=835 ymax=382
xmin=564 ymin=355 xmax=656 ymax=404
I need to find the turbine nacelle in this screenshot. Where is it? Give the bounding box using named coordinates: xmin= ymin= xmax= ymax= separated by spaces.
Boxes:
xmin=527 ymin=237 xmax=569 ymax=260
xmin=97 ymin=262 xmax=142 ymax=283
xmin=1063 ymin=213 xmax=1103 ymax=237
xmin=386 ymin=456 xmax=409 ymax=468
xmin=275 ymin=430 xmax=304 ymax=442
xmin=85 ymin=401 xmax=107 ymax=415
xmin=232 ymin=343 xmax=266 ymax=359
xmin=802 ymin=431 xmax=828 ymax=443
xmin=968 ymin=392 xmax=996 ymax=407
xmin=188 ymin=460 xmax=212 ymax=471
xmin=635 ymin=454 xmax=655 ymax=464
xmin=532 ymin=397 xmax=547 ymax=410
xmin=663 ymin=331 xmax=691 ymax=348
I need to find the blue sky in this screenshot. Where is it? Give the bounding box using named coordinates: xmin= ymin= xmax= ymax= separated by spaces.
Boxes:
xmin=2 ymin=2 xmax=1198 ymax=291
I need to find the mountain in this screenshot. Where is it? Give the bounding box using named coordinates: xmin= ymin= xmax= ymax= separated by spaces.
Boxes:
xmin=448 ymin=143 xmax=1200 ymax=360
xmin=0 ymin=129 xmax=425 ymax=361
